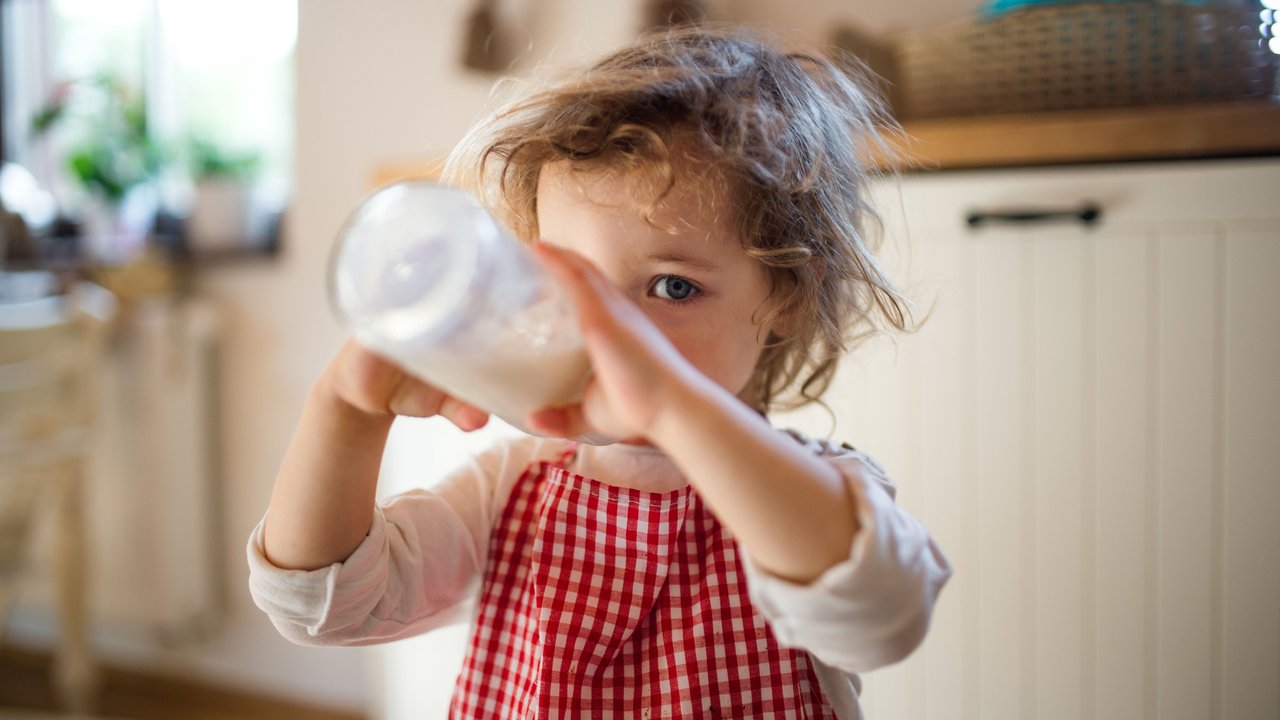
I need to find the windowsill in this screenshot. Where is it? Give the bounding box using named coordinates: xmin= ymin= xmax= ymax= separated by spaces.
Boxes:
xmin=3 ymin=236 xmax=281 ymax=305
xmin=170 ymin=243 xmax=281 ymax=267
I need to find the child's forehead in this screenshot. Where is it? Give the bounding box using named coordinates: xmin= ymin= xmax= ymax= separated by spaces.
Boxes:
xmin=535 ymin=158 xmax=758 ymax=265
xmin=537 ymin=157 xmax=732 ymax=221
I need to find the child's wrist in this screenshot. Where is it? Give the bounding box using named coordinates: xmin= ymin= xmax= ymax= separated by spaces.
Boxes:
xmin=647 ymin=371 xmax=730 ymax=448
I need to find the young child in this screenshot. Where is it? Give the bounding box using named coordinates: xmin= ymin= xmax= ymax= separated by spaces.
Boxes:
xmin=248 ymin=25 xmax=950 ymax=719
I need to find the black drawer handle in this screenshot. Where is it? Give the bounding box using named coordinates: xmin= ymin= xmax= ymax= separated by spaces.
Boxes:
xmin=967 ymin=202 xmax=1101 ymax=229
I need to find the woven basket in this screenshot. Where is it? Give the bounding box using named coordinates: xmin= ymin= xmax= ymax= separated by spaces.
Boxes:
xmin=896 ymin=2 xmax=1277 ymax=120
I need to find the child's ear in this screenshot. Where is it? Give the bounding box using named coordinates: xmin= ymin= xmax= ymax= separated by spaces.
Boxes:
xmin=768 ymin=260 xmax=819 ymax=340
xmin=767 ymin=301 xmax=795 ymax=339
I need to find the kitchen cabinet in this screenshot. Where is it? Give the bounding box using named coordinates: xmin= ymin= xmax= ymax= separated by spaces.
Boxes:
xmin=777 ymin=158 xmax=1280 ymax=720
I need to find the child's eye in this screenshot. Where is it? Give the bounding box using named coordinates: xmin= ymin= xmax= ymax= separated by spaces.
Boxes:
xmin=650 ymin=275 xmax=700 ymax=302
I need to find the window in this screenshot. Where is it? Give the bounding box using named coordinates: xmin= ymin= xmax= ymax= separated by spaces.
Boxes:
xmin=1 ymin=0 xmax=295 ymax=259
xmin=1264 ymin=0 xmax=1280 ymax=55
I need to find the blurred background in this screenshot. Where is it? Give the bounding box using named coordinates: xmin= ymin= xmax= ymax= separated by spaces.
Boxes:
xmin=0 ymin=1 xmax=1277 ymax=719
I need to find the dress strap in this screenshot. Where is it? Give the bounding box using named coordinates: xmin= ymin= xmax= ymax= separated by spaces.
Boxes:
xmin=554 ymin=441 xmax=580 ymax=469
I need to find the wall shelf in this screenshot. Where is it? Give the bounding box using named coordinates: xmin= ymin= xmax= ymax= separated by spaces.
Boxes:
xmin=890 ymin=100 xmax=1280 ymax=171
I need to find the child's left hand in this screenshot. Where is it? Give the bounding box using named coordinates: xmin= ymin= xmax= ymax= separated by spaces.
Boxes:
xmin=525 ymin=242 xmax=705 ymax=443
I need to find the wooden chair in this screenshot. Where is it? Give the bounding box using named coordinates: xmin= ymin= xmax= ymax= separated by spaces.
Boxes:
xmin=0 ymin=280 xmax=116 ymax=714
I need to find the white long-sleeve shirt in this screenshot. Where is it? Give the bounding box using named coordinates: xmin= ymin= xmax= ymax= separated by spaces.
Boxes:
xmin=247 ymin=432 xmax=951 ymax=719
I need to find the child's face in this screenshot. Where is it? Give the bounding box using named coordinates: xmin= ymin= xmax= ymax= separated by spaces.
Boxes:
xmin=536 ymin=160 xmax=780 ymax=405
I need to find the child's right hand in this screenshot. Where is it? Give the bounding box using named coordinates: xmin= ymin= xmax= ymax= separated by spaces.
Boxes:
xmin=265 ymin=339 xmax=487 ymax=571
xmin=321 ymin=340 xmax=490 ymax=430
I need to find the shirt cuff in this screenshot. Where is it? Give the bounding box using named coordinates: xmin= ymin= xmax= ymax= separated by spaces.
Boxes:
xmin=245 ymin=510 xmax=391 ymax=637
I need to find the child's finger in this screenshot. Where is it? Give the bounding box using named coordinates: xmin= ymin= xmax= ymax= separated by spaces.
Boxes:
xmin=525 ymin=406 xmax=574 ymax=437
xmin=526 ymin=405 xmax=592 ymax=439
xmin=440 ymin=397 xmax=491 ymax=432
xmin=385 ymin=376 xmax=448 ymax=418
xmin=527 ymin=388 xmax=634 ymax=440
xmin=527 ymin=402 xmax=620 ymax=441
xmin=388 ymin=376 xmax=489 ymax=430
xmin=532 ymin=242 xmax=618 ymax=330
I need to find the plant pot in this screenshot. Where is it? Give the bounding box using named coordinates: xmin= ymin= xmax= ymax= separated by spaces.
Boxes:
xmin=80 ymin=185 xmax=157 ymax=265
xmin=186 ymin=178 xmax=257 ymax=253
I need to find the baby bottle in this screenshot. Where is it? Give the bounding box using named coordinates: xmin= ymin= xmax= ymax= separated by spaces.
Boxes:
xmin=328 ymin=181 xmax=594 ymax=437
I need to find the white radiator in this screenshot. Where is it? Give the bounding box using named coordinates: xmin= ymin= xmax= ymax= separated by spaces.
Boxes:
xmin=10 ymin=295 xmax=223 ymax=649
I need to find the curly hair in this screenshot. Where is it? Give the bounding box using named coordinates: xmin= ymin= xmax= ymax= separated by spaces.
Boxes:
xmin=445 ymin=24 xmax=913 ymax=412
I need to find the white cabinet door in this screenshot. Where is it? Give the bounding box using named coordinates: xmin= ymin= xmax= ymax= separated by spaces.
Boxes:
xmin=777 ymin=158 xmax=1280 ymax=720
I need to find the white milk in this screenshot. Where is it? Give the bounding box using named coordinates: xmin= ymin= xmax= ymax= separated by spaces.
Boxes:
xmin=329 ymin=181 xmax=596 ymax=435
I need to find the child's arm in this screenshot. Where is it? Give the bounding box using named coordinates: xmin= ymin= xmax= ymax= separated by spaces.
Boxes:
xmin=740 ymin=444 xmax=952 ymax=671
xmin=649 ymin=380 xmax=858 ymax=583
xmin=529 ymin=245 xmax=950 ymax=671
xmin=526 ymin=245 xmax=859 ymax=584
xmin=263 ymin=340 xmax=489 ymax=571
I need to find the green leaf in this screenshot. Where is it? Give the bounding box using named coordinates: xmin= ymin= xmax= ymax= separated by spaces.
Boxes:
xmin=35 ymin=74 xmax=161 ymax=202
xmin=187 ymin=135 xmax=261 ymax=180
xmin=30 ymin=103 xmax=66 ymax=135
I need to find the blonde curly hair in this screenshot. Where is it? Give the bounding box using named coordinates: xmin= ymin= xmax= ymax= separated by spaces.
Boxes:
xmin=445 ymin=24 xmax=912 ymax=412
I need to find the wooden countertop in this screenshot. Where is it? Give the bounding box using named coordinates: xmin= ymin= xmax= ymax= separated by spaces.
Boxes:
xmin=374 ymin=101 xmax=1280 ymax=182
xmin=890 ymin=101 xmax=1280 ymax=171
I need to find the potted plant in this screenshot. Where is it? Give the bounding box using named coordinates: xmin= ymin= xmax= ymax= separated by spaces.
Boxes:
xmin=30 ymin=75 xmax=165 ymax=263
xmin=184 ymin=136 xmax=263 ymax=253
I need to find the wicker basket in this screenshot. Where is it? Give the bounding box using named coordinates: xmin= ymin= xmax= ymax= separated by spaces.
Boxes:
xmin=896 ymin=2 xmax=1277 ymax=120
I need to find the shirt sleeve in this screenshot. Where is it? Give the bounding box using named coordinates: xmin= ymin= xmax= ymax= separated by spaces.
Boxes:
xmin=245 ymin=434 xmax=552 ymax=647
xmin=740 ymin=439 xmax=953 ymax=674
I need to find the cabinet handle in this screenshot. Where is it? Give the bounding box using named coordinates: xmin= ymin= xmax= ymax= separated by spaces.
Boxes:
xmin=966 ymin=202 xmax=1101 ymax=229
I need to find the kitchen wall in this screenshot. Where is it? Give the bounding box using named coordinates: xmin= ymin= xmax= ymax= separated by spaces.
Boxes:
xmin=735 ymin=0 xmax=981 ymax=36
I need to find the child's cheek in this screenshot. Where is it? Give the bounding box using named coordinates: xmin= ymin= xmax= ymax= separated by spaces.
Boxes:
xmin=635 ymin=302 xmax=697 ymax=337
xmin=665 ymin=327 xmax=736 ymax=377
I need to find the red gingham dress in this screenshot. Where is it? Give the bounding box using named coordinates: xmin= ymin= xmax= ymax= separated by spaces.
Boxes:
xmin=450 ymin=444 xmax=837 ymax=718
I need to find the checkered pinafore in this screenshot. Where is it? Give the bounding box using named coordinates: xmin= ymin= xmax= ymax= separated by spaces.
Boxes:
xmin=450 ymin=444 xmax=836 ymax=718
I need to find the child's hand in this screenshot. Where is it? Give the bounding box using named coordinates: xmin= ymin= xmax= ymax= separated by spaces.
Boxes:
xmin=322 ymin=340 xmax=490 ymax=431
xmin=524 ymin=243 xmax=704 ymax=442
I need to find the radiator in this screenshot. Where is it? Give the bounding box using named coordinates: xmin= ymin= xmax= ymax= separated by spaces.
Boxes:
xmin=9 ymin=295 xmax=223 ymax=649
